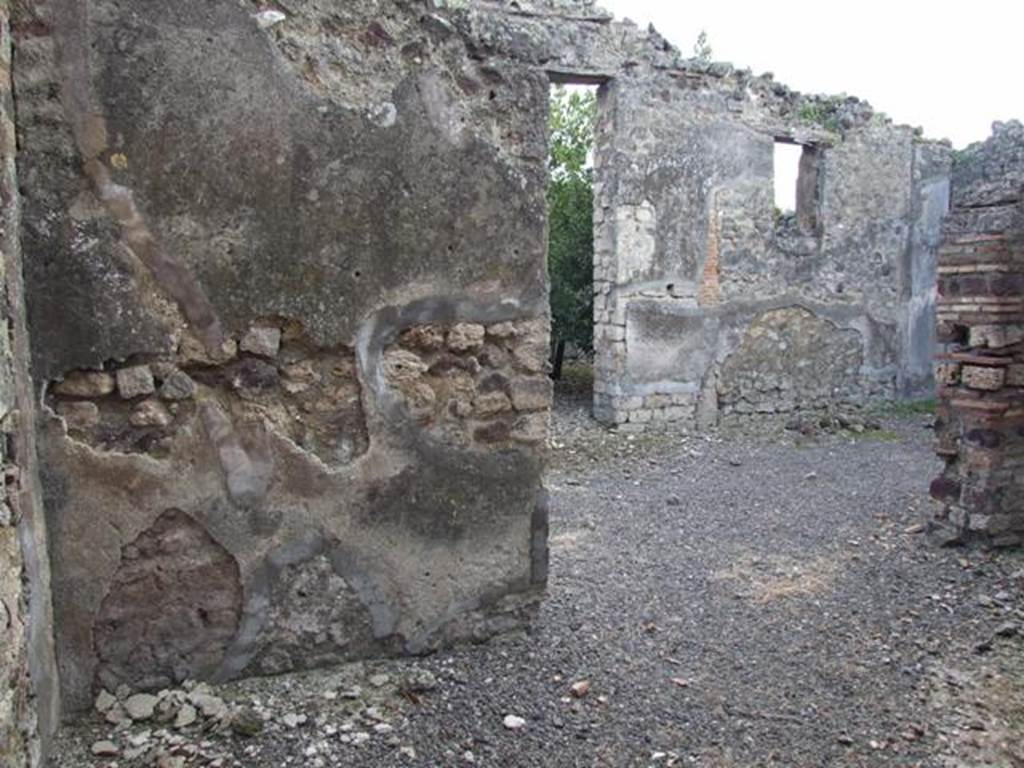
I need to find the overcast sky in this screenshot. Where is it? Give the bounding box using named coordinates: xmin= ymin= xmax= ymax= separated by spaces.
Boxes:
xmin=599 ymin=0 xmax=1024 ymax=150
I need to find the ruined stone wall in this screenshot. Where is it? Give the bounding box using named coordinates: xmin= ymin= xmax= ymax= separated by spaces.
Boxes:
xmin=2 ymin=1 xmax=59 ymax=764
xmin=15 ymin=0 xmax=556 ymax=713
xmin=931 ymin=120 xmax=1024 ymax=546
xmin=592 ymin=66 xmax=951 ymax=427
xmin=460 ymin=1 xmax=951 ymax=430
xmin=2 ymin=0 xmax=963 ymax=727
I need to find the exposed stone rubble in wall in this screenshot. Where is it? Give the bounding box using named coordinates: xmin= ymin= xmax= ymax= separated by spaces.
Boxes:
xmin=14 ymin=0 xmax=553 ymax=719
xmin=383 ymin=320 xmax=552 ymax=448
xmin=245 ymin=552 xmax=382 ymax=677
xmin=92 ymin=510 xmax=243 ymax=694
xmin=0 ymin=0 xmax=997 ymax=756
xmin=930 ymin=121 xmax=1024 ymax=547
xmin=489 ymin=0 xmax=953 ymax=430
xmin=47 ymin=320 xmax=368 ymax=467
xmin=717 ymin=308 xmax=864 ymax=417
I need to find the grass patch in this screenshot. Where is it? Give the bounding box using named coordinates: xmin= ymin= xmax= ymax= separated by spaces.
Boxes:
xmin=879 ymin=399 xmax=937 ymax=417
xmin=714 ymin=553 xmax=841 ymax=604
xmin=851 ymin=428 xmax=901 ymax=442
xmin=555 ymin=359 xmax=594 ymax=396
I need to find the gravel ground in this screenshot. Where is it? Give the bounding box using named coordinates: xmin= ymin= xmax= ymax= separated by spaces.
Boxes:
xmin=52 ymin=373 xmax=1024 ymax=768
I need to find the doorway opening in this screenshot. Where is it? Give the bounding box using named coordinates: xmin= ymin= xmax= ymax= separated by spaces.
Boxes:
xmin=547 ymin=82 xmax=599 ymax=418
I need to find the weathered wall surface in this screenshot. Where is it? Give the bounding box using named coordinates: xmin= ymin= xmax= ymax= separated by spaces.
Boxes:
xmin=1 ymin=0 xmax=968 ymax=732
xmin=15 ymin=0 xmax=560 ymax=713
xmin=931 ymin=120 xmax=1024 ymax=546
xmin=2 ymin=1 xmax=59 ymax=764
xmin=591 ymin=63 xmax=950 ymax=427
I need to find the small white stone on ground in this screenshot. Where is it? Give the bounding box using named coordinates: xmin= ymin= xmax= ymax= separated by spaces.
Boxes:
xmin=502 ymin=714 xmax=526 ymax=730
xmin=369 ymin=673 xmax=391 ymax=688
xmin=254 ymin=9 xmax=286 ymax=28
xmin=91 ymin=740 xmax=119 ymax=756
xmin=174 ymin=703 xmax=198 ymax=729
xmin=94 ymin=689 xmax=116 ymax=714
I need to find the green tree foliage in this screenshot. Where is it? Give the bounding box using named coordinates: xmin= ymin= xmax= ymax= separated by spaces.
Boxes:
xmin=548 ymin=86 xmax=596 ymax=377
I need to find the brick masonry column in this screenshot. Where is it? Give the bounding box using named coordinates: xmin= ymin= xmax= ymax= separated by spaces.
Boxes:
xmin=930 ymin=122 xmax=1024 ymax=546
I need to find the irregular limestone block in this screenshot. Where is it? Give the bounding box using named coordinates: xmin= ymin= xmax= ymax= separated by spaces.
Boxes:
xmin=1008 ymin=364 xmax=1024 ymax=387
xmin=474 ymin=391 xmax=512 ymax=416
xmin=53 ymin=370 xmax=115 ymax=397
xmin=486 ymin=322 xmax=517 ymax=339
xmin=56 ymin=400 xmax=100 ymax=430
xmin=399 ymin=325 xmax=444 ymax=351
xmin=116 ymin=365 xmax=155 ymax=399
xmin=158 ymin=367 xmax=197 ymax=400
xmin=962 ymin=365 xmax=1005 ymax=391
xmin=509 ymin=377 xmax=553 ymax=412
xmin=382 ymin=349 xmax=428 ymax=383
xmin=129 ymin=399 xmax=173 ymax=427
xmin=447 ymin=323 xmax=485 ymax=352
xmin=934 ymin=362 xmax=961 ymax=386
xmin=969 ymin=324 xmax=1024 ymax=349
xmin=239 ymin=325 xmax=282 ymax=358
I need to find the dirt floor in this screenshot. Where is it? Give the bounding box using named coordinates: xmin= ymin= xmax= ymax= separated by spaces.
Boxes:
xmin=51 ymin=367 xmax=1024 ymax=767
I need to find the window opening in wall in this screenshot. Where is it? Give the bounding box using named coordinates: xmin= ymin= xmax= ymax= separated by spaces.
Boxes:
xmin=547 ymin=82 xmax=598 ymax=401
xmin=773 ymin=141 xmax=802 ymax=216
xmin=773 ymin=139 xmax=822 ymax=234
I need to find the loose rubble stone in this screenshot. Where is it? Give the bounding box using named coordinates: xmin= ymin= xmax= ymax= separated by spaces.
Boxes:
xmin=174 ymin=703 xmax=198 ymax=729
xmin=124 ymin=692 xmax=159 ymax=720
xmin=94 ymin=689 xmax=117 ymax=714
xmin=187 ymin=690 xmax=228 ymax=719
xmin=502 ymin=714 xmax=527 ymax=730
xmin=570 ymin=680 xmax=590 ymax=698
xmin=402 ymin=669 xmax=438 ymax=693
xmin=254 ymin=9 xmax=286 ymax=28
xmin=91 ymin=740 xmax=119 ymax=756
xmin=230 ymin=706 xmax=265 ymax=737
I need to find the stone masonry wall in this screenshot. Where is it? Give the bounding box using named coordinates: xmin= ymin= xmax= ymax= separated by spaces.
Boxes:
xmin=14 ymin=0 xmax=559 ymax=714
xmin=930 ymin=121 xmax=1024 ymax=546
xmin=2 ymin=0 xmax=59 ymax=764
xmin=0 ymin=0 xmax=975 ymax=739
xmin=591 ymin=66 xmax=951 ymax=428
xmin=467 ymin=1 xmax=950 ymax=432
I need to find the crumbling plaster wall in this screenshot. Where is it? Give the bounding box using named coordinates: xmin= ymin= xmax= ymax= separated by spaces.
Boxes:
xmin=930 ymin=120 xmax=1024 ymax=546
xmin=589 ymin=61 xmax=951 ymax=427
xmin=1 ymin=1 xmax=59 ymax=765
xmin=14 ymin=0 xmax=567 ymax=714
xmin=3 ymin=0 xmax=959 ymax=730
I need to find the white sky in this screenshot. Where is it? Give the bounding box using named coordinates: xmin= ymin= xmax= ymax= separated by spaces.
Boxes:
xmin=599 ymin=0 xmax=1024 ymax=151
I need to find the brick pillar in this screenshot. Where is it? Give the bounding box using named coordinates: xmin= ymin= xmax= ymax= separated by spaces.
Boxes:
xmin=930 ymin=125 xmax=1024 ymax=545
